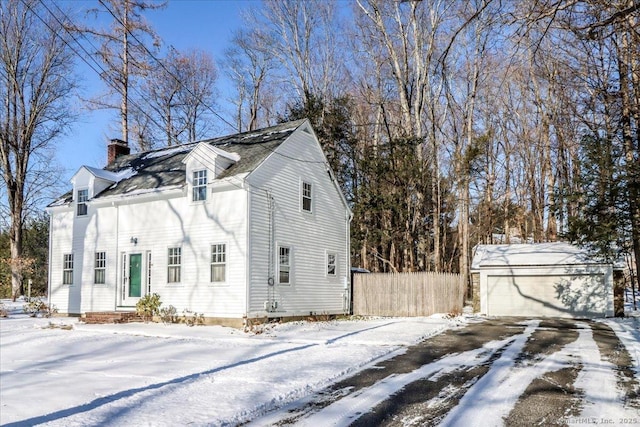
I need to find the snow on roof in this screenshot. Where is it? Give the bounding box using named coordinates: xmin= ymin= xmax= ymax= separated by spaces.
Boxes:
xmin=471 ymin=242 xmax=608 ymax=269
xmin=50 ymin=120 xmax=307 ymax=206
xmin=82 ymin=166 xmax=136 ymax=182
xmin=182 ymin=142 xmax=241 ymax=165
xmin=142 ymin=144 xmax=195 ymax=160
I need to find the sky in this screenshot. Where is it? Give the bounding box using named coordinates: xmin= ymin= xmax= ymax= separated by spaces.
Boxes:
xmin=1 ymin=299 xmax=639 ymax=426
xmin=56 ymin=0 xmax=255 ymax=187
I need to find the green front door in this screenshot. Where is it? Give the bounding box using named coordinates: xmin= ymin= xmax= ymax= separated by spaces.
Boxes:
xmin=128 ymin=253 xmax=142 ymax=299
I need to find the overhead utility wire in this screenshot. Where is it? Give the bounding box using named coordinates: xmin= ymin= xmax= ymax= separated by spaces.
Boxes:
xmin=39 ymin=0 xmax=175 ymax=140
xmin=40 ymin=0 xmax=329 ymax=167
xmin=26 ymin=1 xmax=326 ymax=202
xmin=33 ymin=0 xmax=172 ymax=143
xmin=97 ymin=0 xmax=236 ymax=130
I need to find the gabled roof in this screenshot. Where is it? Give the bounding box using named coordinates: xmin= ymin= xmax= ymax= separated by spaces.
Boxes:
xmin=182 ymin=143 xmax=241 ymax=166
xmin=74 ymin=165 xmax=137 ymax=183
xmin=49 ymin=119 xmax=308 ymax=206
xmin=471 ymin=242 xmax=609 ymax=270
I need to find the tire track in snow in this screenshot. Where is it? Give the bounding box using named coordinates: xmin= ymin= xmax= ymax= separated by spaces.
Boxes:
xmin=573 ymin=322 xmax=638 ymax=420
xmin=442 ymin=321 xmax=638 ymax=426
xmin=294 ymin=321 xmax=539 ymax=427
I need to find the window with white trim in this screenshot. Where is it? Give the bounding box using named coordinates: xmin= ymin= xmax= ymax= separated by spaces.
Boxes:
xmin=278 ymin=246 xmax=290 ymax=284
xmin=167 ymin=247 xmax=181 ymax=283
xmin=211 ymin=243 xmax=226 ymax=282
xmin=63 ymin=253 xmax=74 ymax=285
xmin=301 ymin=181 xmax=312 ymax=212
xmin=192 ymin=170 xmax=207 ymax=201
xmin=94 ymin=252 xmax=106 ymax=284
xmin=327 ymin=252 xmax=337 ymax=276
xmin=77 ymin=189 xmax=88 ymax=216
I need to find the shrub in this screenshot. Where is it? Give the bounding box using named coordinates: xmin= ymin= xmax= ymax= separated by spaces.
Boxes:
xmin=182 ymin=308 xmax=204 ymax=326
xmin=159 ymin=305 xmax=178 ymax=324
xmin=23 ymin=300 xmax=57 ymax=318
xmin=136 ymin=293 xmax=162 ymax=321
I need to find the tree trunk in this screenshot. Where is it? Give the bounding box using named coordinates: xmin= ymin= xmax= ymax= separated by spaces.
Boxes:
xmin=10 ymin=209 xmax=23 ymax=301
xmin=121 ymin=0 xmax=130 ymax=142
xmin=618 ymin=17 xmax=640 ymax=303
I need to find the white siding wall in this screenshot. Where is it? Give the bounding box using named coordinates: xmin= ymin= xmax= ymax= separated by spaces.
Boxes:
xmin=49 ymin=210 xmax=79 ymax=313
xmin=247 ymin=128 xmax=350 ymax=317
xmin=49 ymin=187 xmax=248 ymax=317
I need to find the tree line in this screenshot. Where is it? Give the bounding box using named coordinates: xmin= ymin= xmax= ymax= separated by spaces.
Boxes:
xmin=2 ymin=0 xmax=638 ymax=299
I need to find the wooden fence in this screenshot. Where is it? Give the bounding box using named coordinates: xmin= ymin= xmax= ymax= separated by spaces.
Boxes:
xmin=352 ymin=271 xmax=464 ymax=317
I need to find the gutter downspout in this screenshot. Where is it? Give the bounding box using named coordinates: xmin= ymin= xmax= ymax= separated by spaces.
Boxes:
xmin=47 ymin=212 xmax=53 ymax=309
xmin=113 ymin=201 xmax=119 ymax=310
xmin=244 ymin=182 xmax=251 ymax=326
xmin=346 ymin=208 xmax=353 ymax=314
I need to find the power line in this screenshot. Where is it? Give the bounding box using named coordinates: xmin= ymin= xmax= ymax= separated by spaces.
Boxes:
xmin=32 ymin=0 xmax=172 ymax=144
xmin=32 ymin=0 xmax=329 ymax=167
xmin=97 ymin=0 xmax=236 ymax=130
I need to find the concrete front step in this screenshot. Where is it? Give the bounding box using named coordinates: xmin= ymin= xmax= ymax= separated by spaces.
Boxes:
xmin=83 ymin=311 xmax=142 ymax=324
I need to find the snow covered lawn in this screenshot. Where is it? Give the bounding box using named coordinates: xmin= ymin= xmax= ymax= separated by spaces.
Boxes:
xmin=0 ymin=300 xmax=458 ymax=426
xmin=1 ymin=299 xmax=639 ymax=427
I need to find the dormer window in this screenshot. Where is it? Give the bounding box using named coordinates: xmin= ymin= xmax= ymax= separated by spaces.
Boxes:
xmin=193 ymin=170 xmax=207 ymax=201
xmin=77 ymin=189 xmax=88 ymax=216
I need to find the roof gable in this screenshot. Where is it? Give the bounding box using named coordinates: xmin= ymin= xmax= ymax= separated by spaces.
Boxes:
xmin=71 ymin=165 xmax=136 ymax=185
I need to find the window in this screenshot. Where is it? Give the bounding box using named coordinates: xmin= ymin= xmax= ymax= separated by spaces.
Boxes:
xmin=192 ymin=170 xmax=207 ymax=201
xmin=167 ymin=247 xmax=181 ymax=283
xmin=63 ymin=254 xmax=74 ymax=285
xmin=327 ymin=252 xmax=337 ymax=276
xmin=302 ymin=181 xmax=312 ymax=212
xmin=94 ymin=252 xmax=106 ymax=284
xmin=278 ymin=246 xmax=290 ymax=284
xmin=77 ymin=189 xmax=88 ymax=216
xmin=211 ymin=244 xmax=226 ymax=282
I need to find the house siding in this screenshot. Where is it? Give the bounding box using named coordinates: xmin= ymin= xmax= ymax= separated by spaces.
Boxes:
xmin=48 ymin=120 xmax=350 ymax=323
xmin=49 ymin=210 xmax=79 ymax=313
xmin=246 ymin=127 xmax=350 ymax=317
xmin=49 ymin=187 xmax=248 ymax=317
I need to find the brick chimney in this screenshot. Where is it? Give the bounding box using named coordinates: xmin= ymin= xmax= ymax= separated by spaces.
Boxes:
xmin=107 ymin=139 xmax=130 ymax=165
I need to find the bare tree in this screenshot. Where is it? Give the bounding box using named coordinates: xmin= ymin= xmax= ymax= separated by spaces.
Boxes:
xmin=516 ymin=0 xmax=640 ymax=290
xmin=224 ymin=28 xmax=275 ymax=132
xmin=0 ymin=0 xmax=76 ymax=299
xmin=251 ymin=0 xmax=347 ymax=105
xmin=133 ymin=47 xmax=219 ymax=148
xmin=73 ymin=0 xmax=165 ymax=143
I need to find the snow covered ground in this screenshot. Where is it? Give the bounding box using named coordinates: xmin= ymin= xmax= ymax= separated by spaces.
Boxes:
xmin=1 ymin=298 xmax=639 ymax=426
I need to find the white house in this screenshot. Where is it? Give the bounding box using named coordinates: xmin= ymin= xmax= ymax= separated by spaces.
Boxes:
xmin=46 ymin=119 xmax=352 ymax=327
xmin=470 ymin=242 xmax=617 ymax=318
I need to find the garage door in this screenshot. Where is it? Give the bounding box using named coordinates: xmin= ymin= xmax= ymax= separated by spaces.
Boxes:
xmin=486 ymin=274 xmax=607 ymax=318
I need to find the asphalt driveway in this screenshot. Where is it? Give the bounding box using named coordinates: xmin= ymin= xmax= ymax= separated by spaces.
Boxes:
xmin=257 ymin=318 xmax=640 ymax=426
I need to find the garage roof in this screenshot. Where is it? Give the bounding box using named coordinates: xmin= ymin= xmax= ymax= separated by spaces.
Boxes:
xmin=471 ymin=242 xmax=609 ymax=270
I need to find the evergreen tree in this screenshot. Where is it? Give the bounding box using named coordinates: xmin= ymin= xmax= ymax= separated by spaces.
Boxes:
xmin=564 ymin=134 xmax=628 ymax=261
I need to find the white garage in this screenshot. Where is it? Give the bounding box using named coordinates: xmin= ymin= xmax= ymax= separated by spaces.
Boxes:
xmin=471 ymin=243 xmax=614 ymax=318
